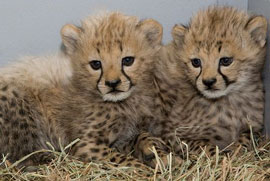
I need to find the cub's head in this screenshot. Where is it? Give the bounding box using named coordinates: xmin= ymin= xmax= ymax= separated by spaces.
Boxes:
xmin=61 ymin=13 xmax=162 ymax=102
xmin=172 ymin=7 xmax=267 ymax=99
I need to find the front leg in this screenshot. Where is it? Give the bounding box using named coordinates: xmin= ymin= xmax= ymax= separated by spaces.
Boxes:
xmin=72 ymin=137 xmax=149 ymax=169
xmin=132 ymin=132 xmax=183 ymax=168
xmin=161 ymin=132 xmax=256 ymax=159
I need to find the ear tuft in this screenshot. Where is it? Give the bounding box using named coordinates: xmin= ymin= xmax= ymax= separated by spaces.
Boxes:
xmin=245 ymin=16 xmax=267 ymax=47
xmin=138 ymin=19 xmax=163 ymax=46
xmin=61 ymin=24 xmax=82 ymax=55
xmin=172 ymin=24 xmax=188 ymax=46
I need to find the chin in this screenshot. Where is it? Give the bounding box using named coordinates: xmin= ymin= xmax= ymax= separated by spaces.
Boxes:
xmin=200 ymin=84 xmax=237 ymax=99
xmin=102 ymin=88 xmax=134 ymax=102
xmin=201 ymin=89 xmax=228 ymax=99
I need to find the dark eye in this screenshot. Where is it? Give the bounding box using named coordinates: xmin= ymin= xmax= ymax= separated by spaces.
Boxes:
xmin=122 ymin=56 xmax=135 ymax=66
xmin=219 ymin=57 xmax=233 ymax=66
xmin=89 ymin=60 xmax=102 ymax=70
xmin=191 ymin=58 xmax=201 ymax=68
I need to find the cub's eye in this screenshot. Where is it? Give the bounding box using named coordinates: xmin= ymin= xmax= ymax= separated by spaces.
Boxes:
xmin=89 ymin=60 xmax=102 ymax=70
xmin=219 ymin=57 xmax=233 ymax=66
xmin=191 ymin=58 xmax=201 ymax=68
xmin=122 ymin=56 xmax=135 ymax=66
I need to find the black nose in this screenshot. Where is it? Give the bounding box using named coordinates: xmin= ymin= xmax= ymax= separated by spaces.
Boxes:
xmin=105 ymin=79 xmax=121 ymax=88
xmin=202 ymin=78 xmax=217 ymax=88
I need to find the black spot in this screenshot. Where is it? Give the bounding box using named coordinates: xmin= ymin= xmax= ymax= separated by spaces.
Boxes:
xmin=96 ymin=112 xmax=103 ymax=117
xmin=105 ymin=114 xmax=111 ymax=119
xmin=13 ymin=132 xmax=19 ymax=139
xmin=118 ymin=158 xmax=126 ymax=164
xmin=209 ymin=147 xmax=215 ymax=153
xmin=144 ymin=154 xmax=155 ymax=161
xmin=87 ymin=132 xmax=93 ymax=138
xmin=12 ymin=91 xmax=19 ymax=98
xmin=134 ymin=164 xmax=142 ymax=167
xmin=110 ymin=157 xmax=116 ymax=162
xmin=79 ymin=153 xmax=87 ymax=159
xmin=96 ymin=138 xmax=103 ymax=145
xmin=19 ymin=109 xmax=25 ymax=116
xmin=92 ymin=120 xmax=107 ymax=129
xmin=112 ymin=128 xmax=119 ymax=134
xmin=126 ymin=158 xmax=134 ymax=162
xmin=1 ymin=96 xmax=7 ymax=101
xmin=1 ymin=85 xmax=8 ymax=91
xmin=31 ymin=133 xmax=38 ymax=139
xmin=85 ymin=112 xmax=93 ymax=118
xmin=98 ymin=130 xmax=104 ymax=136
xmin=91 ymin=156 xmax=97 ymax=160
xmin=90 ymin=148 xmax=100 ymax=153
xmin=10 ymin=98 xmax=16 ymax=107
xmin=214 ymin=135 xmax=223 ymax=141
xmin=79 ymin=142 xmax=87 ymax=148
xmin=108 ymin=122 xmax=116 ymax=129
xmin=104 ymin=139 xmax=109 ymax=144
xmin=102 ymin=152 xmax=108 ymax=156
xmin=118 ymin=104 xmax=124 ymax=110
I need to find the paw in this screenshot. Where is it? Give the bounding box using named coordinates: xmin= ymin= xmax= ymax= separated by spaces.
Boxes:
xmin=133 ymin=133 xmax=181 ymax=168
xmin=144 ymin=148 xmax=182 ymax=168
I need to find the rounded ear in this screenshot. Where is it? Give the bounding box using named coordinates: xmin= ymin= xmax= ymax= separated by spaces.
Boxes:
xmin=61 ymin=24 xmax=82 ymax=55
xmin=172 ymin=24 xmax=188 ymax=46
xmin=245 ymin=16 xmax=268 ymax=48
xmin=138 ymin=19 xmax=163 ymax=46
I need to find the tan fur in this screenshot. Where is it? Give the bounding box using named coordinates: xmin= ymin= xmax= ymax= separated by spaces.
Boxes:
xmin=154 ymin=7 xmax=267 ymax=156
xmin=0 ymin=12 xmax=166 ymax=168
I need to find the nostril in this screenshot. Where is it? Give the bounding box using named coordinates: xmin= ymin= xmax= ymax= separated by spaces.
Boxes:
xmin=105 ymin=79 xmax=121 ymax=88
xmin=202 ymin=78 xmax=217 ymax=87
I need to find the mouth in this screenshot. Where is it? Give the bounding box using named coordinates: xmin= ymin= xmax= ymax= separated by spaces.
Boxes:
xmin=107 ymin=89 xmax=124 ymax=94
xmin=205 ymin=87 xmax=219 ymax=91
xmin=103 ymin=87 xmax=134 ymax=102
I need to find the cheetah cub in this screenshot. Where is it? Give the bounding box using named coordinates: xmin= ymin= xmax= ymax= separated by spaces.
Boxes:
xmin=0 ymin=12 xmax=165 ymax=168
xmin=155 ymin=7 xmax=267 ymax=156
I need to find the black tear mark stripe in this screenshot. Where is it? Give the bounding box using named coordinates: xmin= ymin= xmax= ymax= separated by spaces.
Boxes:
xmin=121 ymin=63 xmax=133 ymax=89
xmin=195 ymin=66 xmax=202 ymax=82
xmin=218 ymin=66 xmax=235 ymax=86
xmin=96 ymin=67 xmax=103 ymax=93
xmin=96 ymin=60 xmax=133 ymax=92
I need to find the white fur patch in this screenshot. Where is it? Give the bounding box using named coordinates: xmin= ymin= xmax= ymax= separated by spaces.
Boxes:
xmin=200 ymin=70 xmax=250 ymax=99
xmin=103 ymin=88 xmax=134 ymax=102
xmin=202 ymin=88 xmax=232 ymax=99
xmin=201 ymin=81 xmax=244 ymax=99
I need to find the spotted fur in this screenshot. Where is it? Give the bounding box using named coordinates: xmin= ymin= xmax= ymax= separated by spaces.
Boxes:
xmin=0 ymin=12 xmax=167 ymax=168
xmin=154 ymin=7 xmax=267 ymax=156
